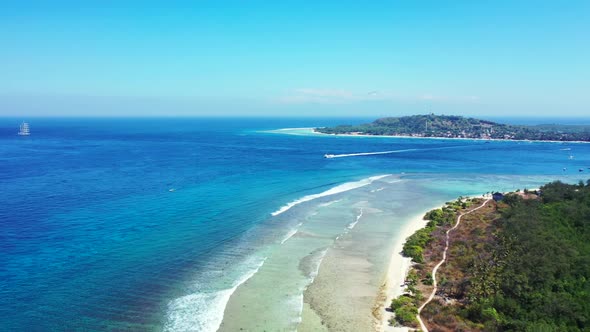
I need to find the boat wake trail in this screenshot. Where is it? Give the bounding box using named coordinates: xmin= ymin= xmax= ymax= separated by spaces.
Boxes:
xmin=325 ymin=144 xmax=474 ymax=159
xmin=326 ymin=149 xmax=417 ymax=158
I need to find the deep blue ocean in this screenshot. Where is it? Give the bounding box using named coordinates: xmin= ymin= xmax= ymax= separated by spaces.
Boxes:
xmin=1 ymin=117 xmax=589 ymax=331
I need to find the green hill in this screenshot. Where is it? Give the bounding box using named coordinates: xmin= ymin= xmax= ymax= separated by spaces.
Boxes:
xmin=316 ymin=114 xmax=590 ymax=141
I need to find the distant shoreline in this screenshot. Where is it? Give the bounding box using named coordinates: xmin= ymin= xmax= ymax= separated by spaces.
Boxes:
xmin=310 ymin=128 xmax=590 ymax=144
xmin=314 ymin=114 xmax=590 ymax=143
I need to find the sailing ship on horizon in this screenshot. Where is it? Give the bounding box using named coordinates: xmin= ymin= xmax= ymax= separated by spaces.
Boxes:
xmin=18 ymin=122 xmax=30 ymax=136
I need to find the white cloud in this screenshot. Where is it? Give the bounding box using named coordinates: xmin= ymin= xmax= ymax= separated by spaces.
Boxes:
xmin=420 ymin=94 xmax=480 ymax=103
xmin=275 ymin=88 xmax=390 ymax=104
xmin=274 ymin=88 xmax=480 ymax=105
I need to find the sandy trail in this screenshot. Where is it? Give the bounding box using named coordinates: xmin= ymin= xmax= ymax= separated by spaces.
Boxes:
xmin=417 ymin=199 xmax=491 ymax=332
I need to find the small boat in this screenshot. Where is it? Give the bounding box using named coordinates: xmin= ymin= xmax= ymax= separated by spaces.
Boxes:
xmin=569 ymin=155 xmax=575 ymax=160
xmin=324 ymin=154 xmax=335 ymax=159
xmin=563 ymin=167 xmax=567 ymax=171
xmin=18 ymin=122 xmax=30 ymax=136
xmin=580 ymin=169 xmax=584 ymax=172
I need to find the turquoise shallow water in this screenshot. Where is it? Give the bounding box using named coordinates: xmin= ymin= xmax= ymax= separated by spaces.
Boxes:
xmin=1 ymin=118 xmax=589 ymax=331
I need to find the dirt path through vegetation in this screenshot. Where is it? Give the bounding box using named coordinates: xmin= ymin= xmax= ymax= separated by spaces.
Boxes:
xmin=417 ymin=198 xmax=491 ymax=332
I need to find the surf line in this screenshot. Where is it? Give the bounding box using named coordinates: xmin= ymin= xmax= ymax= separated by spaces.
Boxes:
xmin=163 ymin=256 xmax=268 ymax=332
xmin=271 ymin=175 xmax=390 ymax=216
xmin=347 ymin=208 xmax=363 ymax=230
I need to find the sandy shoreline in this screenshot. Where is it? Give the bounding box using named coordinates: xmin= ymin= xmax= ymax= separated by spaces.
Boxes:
xmin=215 ymin=171 xmax=537 ymax=331
xmin=375 ymin=207 xmax=441 ymax=332
xmin=314 ymin=129 xmax=590 ymax=144
xmin=272 ymin=127 xmax=590 ymax=144
xmin=376 ymin=195 xmax=490 ymax=332
xmin=292 ymin=179 xmax=460 ymax=332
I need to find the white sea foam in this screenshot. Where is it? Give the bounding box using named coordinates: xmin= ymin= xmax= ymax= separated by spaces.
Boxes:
xmin=370 ymin=187 xmax=385 ymax=193
xmin=292 ymin=248 xmax=330 ymax=331
xmin=280 ymin=223 xmax=302 ymax=244
xmin=292 ymin=293 xmax=304 ymax=326
xmin=274 ymin=127 xmax=316 ymax=131
xmin=318 ymin=199 xmax=342 ymax=207
xmin=309 ymin=249 xmax=328 ymax=283
xmin=347 ymin=208 xmax=363 ymax=230
xmin=271 ymin=175 xmax=390 ymax=216
xmin=325 ymin=149 xmax=417 ymax=158
xmin=164 ymin=257 xmax=267 ymax=332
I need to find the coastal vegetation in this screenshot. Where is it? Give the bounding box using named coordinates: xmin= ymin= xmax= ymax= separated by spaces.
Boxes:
xmin=402 ymin=202 xmax=462 ymax=263
xmin=391 ymin=181 xmax=590 ymax=331
xmin=392 ymin=198 xmax=470 ymax=329
xmin=316 ymin=114 xmax=590 ymax=141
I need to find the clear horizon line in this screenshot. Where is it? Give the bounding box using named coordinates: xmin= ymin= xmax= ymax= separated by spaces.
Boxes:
xmin=3 ymin=114 xmax=590 ymax=119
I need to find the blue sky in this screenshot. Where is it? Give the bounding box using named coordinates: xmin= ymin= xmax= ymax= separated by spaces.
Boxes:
xmin=1 ymin=1 xmax=589 ymax=117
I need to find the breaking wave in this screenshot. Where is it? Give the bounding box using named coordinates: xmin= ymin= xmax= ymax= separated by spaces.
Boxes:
xmin=271 ymin=175 xmax=390 ymax=216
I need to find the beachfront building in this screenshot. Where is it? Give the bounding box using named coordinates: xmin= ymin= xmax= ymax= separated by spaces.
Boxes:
xmin=492 ymin=192 xmax=504 ymax=201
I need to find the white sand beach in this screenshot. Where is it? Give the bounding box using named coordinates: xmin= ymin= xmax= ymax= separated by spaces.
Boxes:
xmin=376 ymin=209 xmax=438 ymax=332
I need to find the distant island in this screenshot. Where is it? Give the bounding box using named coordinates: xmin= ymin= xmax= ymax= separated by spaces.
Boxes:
xmin=316 ymin=114 xmax=590 ymax=142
